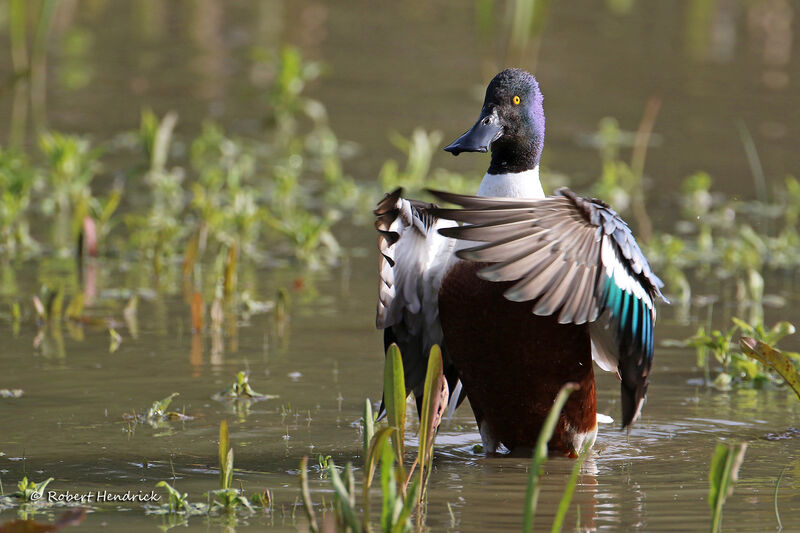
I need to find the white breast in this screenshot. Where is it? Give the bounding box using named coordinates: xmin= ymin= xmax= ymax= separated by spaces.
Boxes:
xmin=477 ymin=166 xmax=545 ymax=199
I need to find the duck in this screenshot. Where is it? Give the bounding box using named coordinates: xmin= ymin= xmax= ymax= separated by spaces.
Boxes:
xmin=374 ymin=68 xmax=666 ymax=456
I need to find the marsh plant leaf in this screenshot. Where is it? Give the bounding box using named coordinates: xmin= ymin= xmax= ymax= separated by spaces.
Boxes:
xmin=219 ymin=420 xmax=231 ymax=489
xmin=384 ymin=343 xmax=406 ymax=467
xmin=740 ymin=337 xmax=800 ymax=399
xmin=14 ymin=477 xmax=54 ymax=501
xmin=213 ymin=371 xmax=277 ymax=401
xmin=146 ymin=393 xmax=179 ymax=419
xmin=522 ymin=382 xmax=579 ymax=533
xmin=365 ymin=427 xmax=395 ymax=491
xmin=155 ymin=481 xmax=194 ymax=514
xmin=709 ymin=442 xmax=747 ymax=533
xmin=417 ymin=344 xmax=446 ymax=501
xmin=326 ymin=460 xmax=361 ymax=533
xmin=363 ymin=399 xmax=375 ymax=458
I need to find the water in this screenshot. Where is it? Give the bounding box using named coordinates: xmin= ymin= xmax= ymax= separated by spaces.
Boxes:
xmin=1 ymin=1 xmax=799 ymax=531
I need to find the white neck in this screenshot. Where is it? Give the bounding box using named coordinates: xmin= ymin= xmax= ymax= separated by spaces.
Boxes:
xmin=477 ymin=166 xmax=545 ymax=199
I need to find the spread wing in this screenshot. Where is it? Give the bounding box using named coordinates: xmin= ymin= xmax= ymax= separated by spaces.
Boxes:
xmin=428 ymin=187 xmax=666 ymax=427
xmin=375 ymin=188 xmax=462 ymax=416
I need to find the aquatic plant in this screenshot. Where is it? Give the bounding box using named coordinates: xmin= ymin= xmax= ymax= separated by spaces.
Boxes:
xmin=740 ymin=337 xmax=800 ymax=399
xmin=125 ymin=110 xmax=187 ymax=276
xmin=263 ymin=45 xmax=325 ymax=132
xmin=154 ymin=481 xmax=201 ymax=515
xmin=0 ymin=148 xmax=37 ymax=257
xmin=212 ymin=371 xmax=278 ymax=402
xmin=9 ymin=476 xmax=54 ymax=502
xmin=122 ymin=392 xmax=193 ymax=430
xmin=589 ymin=100 xmax=661 ymax=243
xmin=379 ymin=129 xmax=480 ymax=198
xmin=210 ymin=420 xmax=255 ymax=513
xmin=299 ymin=343 xmax=444 ymax=532
xmin=149 ymin=420 xmax=268 ymax=519
xmin=38 ymin=131 xmax=104 ymax=250
xmin=686 ymin=318 xmax=798 ymax=391
xmin=709 ymin=442 xmax=747 ymax=533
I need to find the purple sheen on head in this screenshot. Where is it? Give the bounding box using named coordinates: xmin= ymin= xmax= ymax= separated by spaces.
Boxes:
xmin=484 ymin=69 xmax=546 ymax=173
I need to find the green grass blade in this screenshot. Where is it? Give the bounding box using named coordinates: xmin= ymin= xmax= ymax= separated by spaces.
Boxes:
xmin=709 ymin=442 xmax=747 ymax=533
xmin=384 ymin=343 xmax=407 ymax=467
xmin=522 ymin=382 xmax=579 ymax=533
xmin=551 ymin=438 xmax=591 ymax=533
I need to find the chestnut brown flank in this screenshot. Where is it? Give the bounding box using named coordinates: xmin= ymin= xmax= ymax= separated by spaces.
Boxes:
xmin=438 ymin=260 xmax=596 ymax=454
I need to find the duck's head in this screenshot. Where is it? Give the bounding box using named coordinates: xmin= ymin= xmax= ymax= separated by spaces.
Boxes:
xmin=445 ymin=68 xmax=545 ymax=174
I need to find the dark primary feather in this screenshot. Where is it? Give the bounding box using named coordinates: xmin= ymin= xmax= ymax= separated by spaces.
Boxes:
xmin=428 ymin=187 xmax=666 ymax=427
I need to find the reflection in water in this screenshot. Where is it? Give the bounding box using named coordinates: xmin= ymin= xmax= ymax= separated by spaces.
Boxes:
xmin=748 ymin=0 xmax=794 ymax=90
xmin=189 ymin=0 xmax=225 ymax=104
xmin=190 ymin=331 xmax=203 ymax=377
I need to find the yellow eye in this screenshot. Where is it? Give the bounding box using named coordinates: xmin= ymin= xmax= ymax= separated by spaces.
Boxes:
xmin=512 ymin=95 xmax=521 ymax=105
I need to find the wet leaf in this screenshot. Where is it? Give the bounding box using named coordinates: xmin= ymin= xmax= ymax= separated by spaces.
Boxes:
xmin=740 ymin=337 xmax=800 ymax=399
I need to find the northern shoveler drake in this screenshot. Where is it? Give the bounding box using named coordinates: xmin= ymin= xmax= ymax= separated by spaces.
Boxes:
xmin=375 ymin=69 xmax=666 ymax=456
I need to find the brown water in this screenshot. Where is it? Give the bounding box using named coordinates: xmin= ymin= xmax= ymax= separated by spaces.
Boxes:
xmin=2 ymin=1 xmax=800 ymax=531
